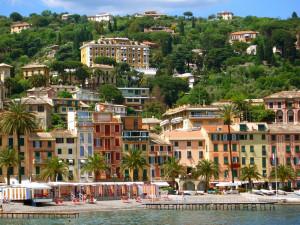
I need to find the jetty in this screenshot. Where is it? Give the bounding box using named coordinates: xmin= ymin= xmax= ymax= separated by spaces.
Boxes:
xmin=0 ymin=212 xmax=79 ymax=219
xmin=144 ymin=202 xmax=277 ymax=211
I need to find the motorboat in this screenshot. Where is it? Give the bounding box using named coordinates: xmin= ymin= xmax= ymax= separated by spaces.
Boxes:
xmin=261 ymin=189 xmax=275 ymax=196
xmin=252 ymin=189 xmax=264 ymax=195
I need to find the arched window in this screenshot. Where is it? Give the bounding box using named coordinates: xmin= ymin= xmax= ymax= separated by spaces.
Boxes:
xmin=287 ymin=110 xmax=294 ymax=123
xmin=276 ymin=110 xmax=283 ymax=123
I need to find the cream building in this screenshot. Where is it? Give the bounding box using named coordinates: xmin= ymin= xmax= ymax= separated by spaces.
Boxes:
xmin=0 ymin=63 xmax=12 ymax=99
xmin=21 ymin=64 xmax=50 ymax=80
xmin=80 ymin=38 xmax=150 ymax=68
xmin=10 ymin=22 xmax=31 ymax=34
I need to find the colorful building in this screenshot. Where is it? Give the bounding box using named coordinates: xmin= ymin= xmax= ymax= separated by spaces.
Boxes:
xmin=229 ymin=31 xmax=259 ymax=44
xmin=93 ymin=112 xmax=122 ymax=179
xmin=21 ymin=64 xmax=49 ymax=81
xmin=118 ymin=87 xmax=151 ymax=111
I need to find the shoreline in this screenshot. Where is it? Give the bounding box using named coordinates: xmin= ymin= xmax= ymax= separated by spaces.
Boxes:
xmin=1 ymin=193 xmax=300 ymax=214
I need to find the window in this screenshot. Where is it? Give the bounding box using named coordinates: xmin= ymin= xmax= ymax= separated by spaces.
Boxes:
xmin=115 ymin=125 xmax=120 ymax=133
xmin=214 ymin=157 xmax=219 ymax=164
xmin=250 ymin=146 xmax=254 ymax=153
xmin=295 ymin=135 xmax=300 ymax=141
xmin=241 ymin=146 xmax=245 ymax=152
xmin=286 ymin=145 xmax=291 ymax=153
xmin=168 ymin=146 xmax=171 ymax=152
xmin=33 ymin=141 xmax=42 ymax=148
xmin=174 ymin=141 xmax=178 ymax=147
xmin=96 ymin=125 xmax=100 ymax=133
xmin=116 ymin=153 xmax=120 ymax=160
xmin=199 ymin=151 xmax=203 ymax=159
xmin=278 ymin=102 xmax=281 ymax=108
xmin=115 ymin=138 xmax=120 ymax=147
xmin=271 ymin=135 xmax=276 ymax=141
xmin=20 ymin=167 xmax=24 ymax=176
xmin=187 ymin=141 xmax=191 ymax=147
xmin=19 ymin=152 xmax=24 ymax=161
xmin=261 ymin=134 xmax=266 ymax=140
xmin=223 ymin=144 xmax=228 ymax=152
xmin=66 ymin=138 xmax=74 ymax=144
xmin=68 ymin=148 xmax=73 ymax=155
xmin=285 ymin=135 xmax=290 ymax=141
xmin=262 ymin=146 xmax=266 ymax=156
xmin=250 ymin=157 xmax=255 ymax=165
xmin=88 ymin=133 xmax=92 ymax=144
xmin=249 ymin=134 xmax=253 ymax=140
xmin=57 ymin=148 xmax=62 ymax=154
xmin=272 ymin=146 xmax=276 ymax=153
xmin=296 ymin=146 xmax=300 ymax=153
xmin=124 ymin=144 xmax=129 ymax=151
xmin=80 ymin=146 xmax=84 ymax=157
xmin=286 ymin=157 xmax=291 ymax=165
xmin=95 ymin=138 xmax=102 ymax=147
xmin=224 ymin=157 xmax=228 ymax=165
xmin=198 ymin=141 xmax=203 ymax=147
xmin=214 ymin=144 xmax=218 ymax=152
xmin=37 ymin=105 xmax=44 ymax=112
xmin=56 ymin=138 xmax=64 ymax=144
xmin=0 ymin=137 xmax=2 ymax=146
xmin=142 ymin=144 xmax=147 ymax=151
xmin=47 ymin=152 xmax=52 ymax=159
xmin=242 ymin=157 xmax=246 ymax=165
xmin=187 ymin=151 xmax=192 ymax=159
xmin=262 ymin=158 xmax=266 ymax=168
xmin=19 ymin=138 xmax=24 ymax=146
xmin=150 ymin=146 xmax=155 ymax=152
xmin=88 ymin=146 xmax=93 ymax=156
xmin=175 ymin=151 xmax=181 ymax=159
xmin=48 ymin=141 xmax=52 ymax=148
xmin=80 ymin=133 xmax=84 ymax=143
xmin=160 ymin=146 xmax=164 ymax=152
xmin=224 ymin=170 xmax=228 ymax=178
xmin=35 ymin=166 xmax=40 ymax=175
xmin=232 ymin=144 xmax=237 ymax=152
xmin=269 ymin=102 xmax=273 ymax=108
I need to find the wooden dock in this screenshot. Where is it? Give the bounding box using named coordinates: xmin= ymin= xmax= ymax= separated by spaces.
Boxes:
xmin=144 ymin=202 xmax=276 ymax=211
xmin=0 ymin=212 xmax=79 ymax=219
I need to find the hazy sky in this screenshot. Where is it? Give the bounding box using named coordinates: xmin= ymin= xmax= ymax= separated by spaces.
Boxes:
xmin=1 ymin=0 xmax=299 ymax=18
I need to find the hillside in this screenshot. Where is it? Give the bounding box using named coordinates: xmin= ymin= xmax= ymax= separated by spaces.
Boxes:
xmin=0 ymin=11 xmax=300 ymax=109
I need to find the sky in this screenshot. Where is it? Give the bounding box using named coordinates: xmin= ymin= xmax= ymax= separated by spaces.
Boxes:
xmin=0 ymin=0 xmax=299 ymax=19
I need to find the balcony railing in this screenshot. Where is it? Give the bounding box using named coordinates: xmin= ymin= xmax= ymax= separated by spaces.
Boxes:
xmin=189 ymin=113 xmax=218 ymax=118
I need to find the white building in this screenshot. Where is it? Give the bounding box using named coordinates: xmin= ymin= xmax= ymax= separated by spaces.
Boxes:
xmin=174 ymin=73 xmax=195 ymax=89
xmin=246 ymin=45 xmax=257 ymax=55
xmin=88 ymin=13 xmax=113 ymax=22
xmin=68 ymin=111 xmax=94 ymax=182
xmin=217 ymin=11 xmax=234 ymax=20
xmin=71 ymin=87 xmax=100 ymax=102
xmin=95 ymin=102 xmax=127 ymax=117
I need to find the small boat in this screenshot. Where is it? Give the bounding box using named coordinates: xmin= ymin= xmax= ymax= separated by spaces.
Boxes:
xmin=252 ymin=190 xmax=264 ymax=195
xmin=277 ymin=190 xmax=286 ymax=195
xmin=261 ymin=189 xmax=275 ymax=196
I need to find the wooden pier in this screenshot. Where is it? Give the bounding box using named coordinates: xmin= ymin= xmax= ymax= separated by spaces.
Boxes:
xmin=0 ymin=212 xmax=79 ymax=219
xmin=144 ymin=202 xmax=276 ymax=211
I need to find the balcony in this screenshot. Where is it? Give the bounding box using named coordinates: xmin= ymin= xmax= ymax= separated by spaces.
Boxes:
xmin=189 ymin=113 xmax=218 ymax=119
xmin=122 ymin=130 xmax=149 ymax=141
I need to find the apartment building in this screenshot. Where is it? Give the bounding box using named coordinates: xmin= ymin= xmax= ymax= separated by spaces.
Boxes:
xmin=71 ymin=87 xmax=100 ymax=104
xmin=162 ymin=129 xmax=205 ymax=174
xmin=27 ymin=132 xmax=56 ymax=181
xmin=93 ymin=112 xmax=122 ymax=179
xmin=68 ymin=111 xmax=94 ymax=182
xmin=142 ymin=117 xmax=161 ymax=131
xmin=10 ymin=21 xmax=31 ymax=33
xmin=118 ymin=87 xmax=151 ymax=111
xmin=53 ymin=98 xmax=89 ymax=120
xmin=122 ymin=116 xmax=149 ymax=181
xmin=51 ymin=129 xmax=78 ymax=181
xmin=21 ymin=64 xmax=50 ymax=80
xmin=149 ymin=133 xmax=173 ymax=180
xmin=232 ymin=123 xmax=269 ymax=179
xmin=201 ymin=125 xmax=240 ymax=182
xmin=217 ymin=11 xmax=234 ymax=20
xmin=95 ymin=102 xmax=127 ymax=117
xmin=88 ymin=13 xmax=113 ymax=22
xmin=268 ymin=124 xmax=300 ymax=188
xmin=229 ymin=31 xmax=259 ymax=44
xmin=22 ymin=96 xmax=53 ymax=130
xmin=27 ymin=87 xmax=56 ymax=98
xmin=264 ymin=91 xmax=300 ymax=124
xmin=161 ymin=105 xmax=222 ymax=132
xmin=80 ymin=38 xmax=150 ymax=68
xmin=89 ymin=64 xmax=116 ymax=89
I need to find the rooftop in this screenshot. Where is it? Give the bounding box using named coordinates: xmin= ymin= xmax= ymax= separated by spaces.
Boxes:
xmin=150 ymin=133 xmax=170 ymax=145
xmin=268 ymin=124 xmax=300 ymax=133
xmin=21 ymin=64 xmax=48 ymax=69
xmin=11 ymin=21 xmax=30 ymax=27
xmin=163 ymin=104 xmax=219 ymax=116
xmin=51 ymin=129 xmax=77 ymax=138
xmin=142 ymin=117 xmax=162 ymax=124
xmin=201 ymin=125 xmax=233 ymax=133
xmin=231 ymin=31 xmax=259 ymax=35
xmin=0 ymin=63 xmax=12 ymax=68
xmin=264 ymin=91 xmax=300 ymax=99
xmin=21 ymin=96 xmax=53 ymax=106
xmin=29 ymin=132 xmax=54 ymax=140
xmin=162 ymin=129 xmax=204 ymax=141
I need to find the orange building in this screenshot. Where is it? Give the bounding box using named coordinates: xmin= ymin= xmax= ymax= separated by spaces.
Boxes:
xmin=93 ymin=112 xmax=122 ymax=179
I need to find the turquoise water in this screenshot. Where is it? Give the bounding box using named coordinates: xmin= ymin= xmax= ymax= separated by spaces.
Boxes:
xmin=0 ymin=206 xmax=300 ymax=225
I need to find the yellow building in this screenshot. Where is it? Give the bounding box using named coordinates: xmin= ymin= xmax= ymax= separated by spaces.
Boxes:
xmin=232 ymin=123 xmax=269 ymax=179
xmin=80 ymin=38 xmax=150 ymax=68
xmin=10 ymin=22 xmax=31 ymax=34
xmin=21 ymin=64 xmax=50 ymax=80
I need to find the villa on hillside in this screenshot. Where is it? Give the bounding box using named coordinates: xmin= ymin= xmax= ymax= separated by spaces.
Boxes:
xmin=229 ymin=31 xmax=259 ymax=44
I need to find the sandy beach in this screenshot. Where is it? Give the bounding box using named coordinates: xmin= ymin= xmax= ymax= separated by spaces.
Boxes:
xmin=2 ymin=192 xmax=300 ymax=214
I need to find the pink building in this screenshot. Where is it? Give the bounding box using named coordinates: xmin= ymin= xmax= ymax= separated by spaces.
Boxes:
xmin=264 ymin=91 xmax=300 ymax=124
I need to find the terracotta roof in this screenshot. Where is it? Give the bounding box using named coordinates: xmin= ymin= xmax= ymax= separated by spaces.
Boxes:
xmin=264 ymin=91 xmax=300 ymax=99
xmin=29 ymin=132 xmax=54 ymax=140
xmin=268 ymin=124 xmax=300 ymax=133
xmin=11 ymin=22 xmax=30 ymax=27
xmin=201 ymin=125 xmax=233 ymax=133
xmin=231 ymin=31 xmax=259 ymax=35
xmin=162 ymin=129 xmax=204 ymax=140
xmin=150 ymin=133 xmax=170 ymax=145
xmin=21 ymin=96 xmax=53 ymax=106
xmin=51 ymin=129 xmax=77 ymax=138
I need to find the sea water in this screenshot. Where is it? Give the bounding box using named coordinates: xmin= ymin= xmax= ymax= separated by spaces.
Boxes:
xmin=0 ymin=205 xmax=299 ymax=225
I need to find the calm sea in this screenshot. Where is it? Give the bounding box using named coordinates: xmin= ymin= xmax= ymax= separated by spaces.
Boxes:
xmin=0 ymin=206 xmax=299 ymax=225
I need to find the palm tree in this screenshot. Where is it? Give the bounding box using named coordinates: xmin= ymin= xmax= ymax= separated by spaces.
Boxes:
xmin=0 ymin=100 xmax=36 ymax=184
xmin=220 ymin=104 xmax=238 ymax=184
xmin=193 ymin=160 xmax=218 ymax=192
xmin=163 ymin=157 xmax=184 ymax=186
xmin=81 ymin=154 xmax=108 ymax=181
xmin=240 ymin=165 xmax=261 ymax=191
xmin=270 ymin=165 xmax=296 ymax=188
xmin=0 ymin=148 xmax=18 ymax=185
xmin=121 ymin=149 xmax=147 ymax=181
xmin=40 ymin=157 xmax=69 ymax=182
